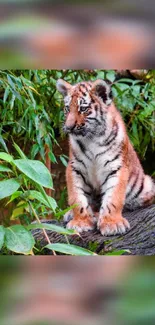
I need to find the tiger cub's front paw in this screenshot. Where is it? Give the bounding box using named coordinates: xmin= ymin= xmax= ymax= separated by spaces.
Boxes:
xmin=67 ymin=217 xmax=95 ymax=233
xmin=98 ymin=215 xmax=130 ymax=236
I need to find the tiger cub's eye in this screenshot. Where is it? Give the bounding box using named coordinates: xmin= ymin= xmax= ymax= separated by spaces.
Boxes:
xmin=80 ymin=106 xmax=89 ymax=112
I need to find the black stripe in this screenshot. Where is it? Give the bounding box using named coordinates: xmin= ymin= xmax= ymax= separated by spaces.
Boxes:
xmin=76 ymin=186 xmax=91 ymax=195
xmin=95 ymin=142 xmax=121 ymax=159
xmin=87 ymin=117 xmax=98 ymax=121
xmin=76 ymin=139 xmax=92 ymax=161
xmin=107 ymin=205 xmax=111 ymax=214
xmin=133 ymin=178 xmax=144 ymax=199
xmin=95 ymin=150 xmax=107 ymax=159
xmin=101 ymin=167 xmax=121 ymax=188
xmin=72 ymin=167 xmax=93 ymax=189
xmin=97 ymin=136 xmax=115 ymax=149
xmin=103 ymin=125 xmax=118 ymax=147
xmin=72 ymin=153 xmax=87 ymax=169
xmin=105 ymin=134 xmax=117 ymax=146
xmin=80 ymin=90 xmax=87 ymax=96
xmin=98 ymin=124 xmax=118 ymax=147
xmin=126 ymin=173 xmax=139 ymax=198
xmin=100 ymin=185 xmax=115 ymax=197
xmin=72 ymin=167 xmax=88 ymax=186
xmin=104 ymin=153 xmax=120 ymax=167
xmin=87 ymin=111 xmax=92 ymax=116
xmin=80 ymin=83 xmax=86 ymax=88
xmin=76 ymin=139 xmax=86 ymax=153
xmin=87 ymin=117 xmax=102 ymax=126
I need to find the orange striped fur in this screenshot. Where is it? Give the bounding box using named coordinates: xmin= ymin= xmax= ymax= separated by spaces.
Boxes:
xmin=56 ymin=79 xmax=155 ymax=236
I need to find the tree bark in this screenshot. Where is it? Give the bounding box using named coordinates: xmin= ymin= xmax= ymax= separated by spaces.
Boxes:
xmin=32 ymin=204 xmax=155 ymax=255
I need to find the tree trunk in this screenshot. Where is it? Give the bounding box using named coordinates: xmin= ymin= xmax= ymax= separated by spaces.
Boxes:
xmin=32 ymin=204 xmax=155 ymax=255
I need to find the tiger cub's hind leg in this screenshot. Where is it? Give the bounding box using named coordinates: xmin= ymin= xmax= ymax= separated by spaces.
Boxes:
xmin=125 ymin=174 xmax=155 ymax=210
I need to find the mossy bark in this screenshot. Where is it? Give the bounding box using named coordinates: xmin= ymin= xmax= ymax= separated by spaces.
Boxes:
xmin=32 ymin=204 xmax=155 ymax=255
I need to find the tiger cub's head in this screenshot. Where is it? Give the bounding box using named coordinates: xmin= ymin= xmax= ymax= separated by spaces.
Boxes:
xmin=56 ymin=79 xmax=112 ymax=136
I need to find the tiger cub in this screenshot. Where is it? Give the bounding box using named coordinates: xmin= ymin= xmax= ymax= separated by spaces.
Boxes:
xmin=56 ymin=78 xmax=155 ymax=236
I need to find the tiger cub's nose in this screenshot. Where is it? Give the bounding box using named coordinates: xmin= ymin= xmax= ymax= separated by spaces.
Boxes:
xmin=63 ymin=124 xmax=75 ymax=134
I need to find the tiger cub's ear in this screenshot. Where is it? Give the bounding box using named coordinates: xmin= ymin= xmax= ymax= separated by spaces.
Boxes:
xmin=56 ymin=79 xmax=72 ymax=96
xmin=91 ymin=79 xmax=112 ymax=106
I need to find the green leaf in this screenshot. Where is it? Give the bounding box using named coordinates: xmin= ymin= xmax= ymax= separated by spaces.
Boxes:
xmin=7 ymin=191 xmax=23 ymax=205
xmin=13 ymin=159 xmax=53 ymax=189
xmin=7 ymin=74 xmax=15 ymax=90
xmin=0 ymin=178 xmax=20 ymax=200
xmin=10 ymin=201 xmax=28 ymax=220
xmin=0 ymin=152 xmax=13 ymax=163
xmin=48 ymin=152 xmax=57 ymax=163
xmin=3 ymin=85 xmax=10 ymax=103
xmin=13 ymin=142 xmax=26 ymax=158
xmin=54 ymin=204 xmax=78 ymax=217
xmin=106 ymin=70 xmax=116 ymax=82
xmin=0 ymin=136 xmax=9 ymax=153
xmin=31 ymin=143 xmax=40 ymax=159
xmin=10 ymin=93 xmax=15 ymax=109
xmin=60 ymin=155 xmax=68 ymax=167
xmin=27 ymin=222 xmax=77 ymax=235
xmin=106 ymin=249 xmax=131 ymax=255
xmin=117 ymin=78 xmax=134 ymax=84
xmin=28 ymin=190 xmax=57 ymax=211
xmin=0 ymin=226 xmax=5 ymax=250
xmin=45 ymin=243 xmax=97 ymax=256
xmin=0 ymin=164 xmax=12 ymax=172
xmin=5 ymin=225 xmax=35 ymax=255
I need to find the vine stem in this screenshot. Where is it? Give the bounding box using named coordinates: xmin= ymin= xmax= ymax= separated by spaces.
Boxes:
xmin=28 ymin=200 xmax=56 ymax=256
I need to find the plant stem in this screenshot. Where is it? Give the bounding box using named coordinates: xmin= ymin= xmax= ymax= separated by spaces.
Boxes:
xmin=28 ymin=200 xmax=56 ymax=256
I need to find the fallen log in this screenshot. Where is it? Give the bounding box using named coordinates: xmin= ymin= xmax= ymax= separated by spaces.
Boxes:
xmin=32 ymin=204 xmax=155 ymax=255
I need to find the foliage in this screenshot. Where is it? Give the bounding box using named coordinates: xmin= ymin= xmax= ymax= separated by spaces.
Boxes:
xmin=0 ymin=69 xmax=154 ymax=255
xmin=0 ymin=144 xmax=94 ymax=255
xmin=0 ymin=69 xmax=154 ymax=168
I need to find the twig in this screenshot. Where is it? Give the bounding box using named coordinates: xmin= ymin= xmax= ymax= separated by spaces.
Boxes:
xmin=28 ymin=201 xmax=56 ymax=255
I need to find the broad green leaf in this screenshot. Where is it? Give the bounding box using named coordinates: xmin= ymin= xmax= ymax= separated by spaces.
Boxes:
xmin=46 ymin=243 xmax=97 ymax=256
xmin=5 ymin=225 xmax=35 ymax=255
xmin=27 ymin=222 xmax=78 ymax=235
xmin=0 ymin=178 xmax=20 ymax=200
xmin=13 ymin=142 xmax=26 ymax=158
xmin=28 ymin=190 xmax=57 ymax=211
xmin=0 ymin=152 xmax=13 ymax=163
xmin=0 ymin=165 xmax=12 ymax=172
xmin=0 ymin=226 xmax=5 ymax=249
xmin=13 ymin=159 xmax=53 ymax=189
